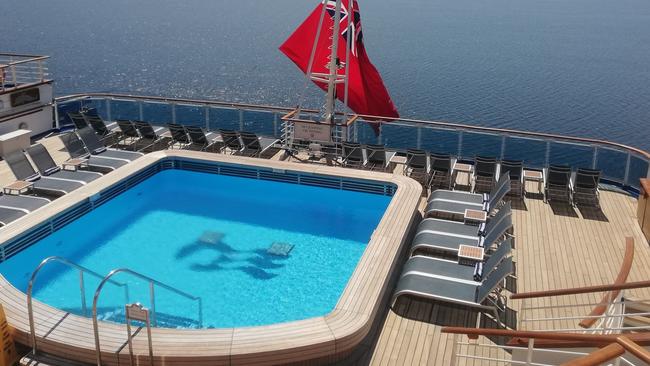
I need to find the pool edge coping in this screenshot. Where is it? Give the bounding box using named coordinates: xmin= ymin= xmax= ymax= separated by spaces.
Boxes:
xmin=0 ymin=150 xmax=422 ymax=365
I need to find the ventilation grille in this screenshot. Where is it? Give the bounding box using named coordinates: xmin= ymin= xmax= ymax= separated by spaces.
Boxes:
xmin=52 ymin=201 xmax=92 ymax=231
xmin=1 ymin=223 xmax=51 ymax=262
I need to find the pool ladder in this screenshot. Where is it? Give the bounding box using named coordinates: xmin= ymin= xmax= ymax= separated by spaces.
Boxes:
xmin=92 ymin=268 xmax=203 ymax=366
xmin=26 ymin=257 xmax=203 ymax=365
xmin=27 ymin=256 xmax=130 ymax=357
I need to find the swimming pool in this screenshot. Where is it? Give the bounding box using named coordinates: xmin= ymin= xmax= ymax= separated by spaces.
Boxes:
xmin=0 ymin=163 xmax=391 ymax=328
xmin=0 ymin=151 xmax=421 ymax=365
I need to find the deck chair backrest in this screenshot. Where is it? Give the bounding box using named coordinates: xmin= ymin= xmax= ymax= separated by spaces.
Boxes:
xmin=487 ymin=173 xmax=511 ymax=210
xmin=240 ymin=132 xmax=261 ymax=150
xmin=482 ymin=237 xmax=513 ymax=277
xmin=60 ymin=132 xmax=89 ymax=159
xmin=185 ymin=126 xmax=208 ymax=144
xmin=484 ymin=202 xmax=511 ymax=235
xmin=500 ymin=160 xmax=523 ymax=180
xmin=83 ymin=114 xmax=110 ymax=136
xmin=476 ymin=257 xmax=513 ymax=303
xmin=134 ymin=121 xmax=157 ymax=140
xmin=576 ymin=168 xmax=601 ymax=189
xmin=77 ymin=127 xmax=106 ymax=154
xmin=117 ymin=120 xmax=139 ymax=138
xmin=547 ymin=165 xmax=571 ymax=186
xmin=475 ymin=156 xmax=497 ymax=177
xmin=406 ymin=149 xmax=428 ymax=170
xmin=483 ymin=207 xmax=512 ymax=248
xmin=26 ymin=144 xmax=59 ymax=175
xmin=168 ymin=124 xmax=190 ymax=143
xmin=4 ymin=151 xmax=39 ymax=181
xmin=430 ymin=153 xmax=452 ymax=172
xmin=342 ymin=142 xmax=363 ymax=162
xmin=366 ymin=144 xmax=387 ymax=165
xmin=67 ymin=112 xmax=88 ymax=129
xmin=220 ymin=130 xmax=242 ymax=149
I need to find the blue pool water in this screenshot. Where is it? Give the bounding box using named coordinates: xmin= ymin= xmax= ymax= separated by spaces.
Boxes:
xmin=0 ymin=169 xmax=392 ymax=328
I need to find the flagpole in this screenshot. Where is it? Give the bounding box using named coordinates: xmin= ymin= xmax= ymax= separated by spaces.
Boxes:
xmin=324 ymin=0 xmax=343 ymax=124
xmin=342 ymin=0 xmax=353 ymax=128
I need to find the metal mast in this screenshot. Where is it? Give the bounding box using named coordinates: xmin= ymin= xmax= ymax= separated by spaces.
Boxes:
xmin=324 ymin=0 xmax=343 ymax=124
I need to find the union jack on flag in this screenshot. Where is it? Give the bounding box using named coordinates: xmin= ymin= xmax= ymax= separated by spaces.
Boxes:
xmin=324 ymin=0 xmax=363 ymax=56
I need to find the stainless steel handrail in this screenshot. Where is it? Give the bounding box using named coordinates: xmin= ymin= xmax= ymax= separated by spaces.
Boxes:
xmin=27 ymin=256 xmax=129 ymax=357
xmin=92 ymin=268 xmax=203 ymax=366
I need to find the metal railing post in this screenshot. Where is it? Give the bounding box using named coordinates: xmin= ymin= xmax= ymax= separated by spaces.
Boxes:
xmin=545 ymin=140 xmax=551 ymax=167
xmin=10 ymin=65 xmax=17 ymax=85
xmin=54 ymin=100 xmax=60 ymax=129
xmin=149 ymin=281 xmax=157 ymax=327
xmin=623 ymin=153 xmax=631 ymax=186
xmin=457 ymin=130 xmax=463 ymax=158
xmin=526 ymin=338 xmax=535 ymax=365
xmin=206 ymin=106 xmax=211 ymax=130
xmin=79 ymin=271 xmax=87 ymax=317
xmin=37 ymin=60 xmax=44 ymax=81
xmin=416 ymin=125 xmax=422 ymax=149
xmin=592 ymin=146 xmax=599 ymax=169
xmin=500 ymin=135 xmax=507 ymax=160
xmin=171 ymin=103 xmax=177 ymax=124
xmin=139 ymin=101 xmax=144 ymax=121
xmin=239 ymin=109 xmax=244 ymax=130
xmin=106 ymin=99 xmax=112 ymax=122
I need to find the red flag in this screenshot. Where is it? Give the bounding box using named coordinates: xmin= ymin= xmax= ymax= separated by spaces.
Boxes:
xmin=280 ymin=0 xmax=399 ymax=121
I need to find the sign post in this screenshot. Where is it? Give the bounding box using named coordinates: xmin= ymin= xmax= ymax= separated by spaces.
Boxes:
xmin=125 ymin=303 xmax=154 ymax=366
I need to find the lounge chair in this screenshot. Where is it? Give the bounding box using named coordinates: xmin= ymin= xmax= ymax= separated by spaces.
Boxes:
xmin=411 ymin=202 xmax=512 ymax=256
xmin=237 ymin=131 xmax=279 ymax=157
xmin=219 ymin=129 xmax=243 ymax=154
xmin=116 ymin=120 xmax=141 ymax=149
xmin=0 ymin=194 xmax=51 ymax=227
xmin=134 ymin=121 xmax=169 ymax=152
xmin=67 ymin=112 xmax=89 ymax=130
xmin=60 ymin=132 xmax=127 ymax=172
xmin=77 ymin=127 xmax=144 ymax=161
xmin=364 ymin=144 xmax=396 ymax=171
xmin=404 ymin=149 xmax=430 ymax=185
xmin=392 ymin=257 xmax=514 ymax=325
xmin=82 ymin=113 xmax=119 ymax=144
xmin=4 ymin=151 xmax=84 ymax=196
xmin=429 ymin=153 xmax=454 ymax=190
xmin=342 ymin=142 xmax=365 ymax=168
xmin=544 ymin=165 xmax=572 ymax=204
xmin=473 ymin=156 xmax=498 ymax=193
xmin=572 ymin=168 xmax=601 ymax=207
xmin=168 ymin=123 xmax=191 ymax=149
xmin=500 ymin=160 xmax=524 ymax=197
xmin=26 ymin=144 xmax=103 ymax=183
xmin=185 ymin=126 xmax=221 ymax=152
xmin=401 ymin=237 xmax=512 ymax=285
xmin=425 ymin=173 xmax=511 ymax=219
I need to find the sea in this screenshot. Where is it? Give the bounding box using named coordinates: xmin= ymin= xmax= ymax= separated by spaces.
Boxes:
xmin=2 ymin=0 xmax=649 ymax=150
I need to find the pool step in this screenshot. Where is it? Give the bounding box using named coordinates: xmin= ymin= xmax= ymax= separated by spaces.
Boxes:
xmin=20 ymin=352 xmax=93 ymax=366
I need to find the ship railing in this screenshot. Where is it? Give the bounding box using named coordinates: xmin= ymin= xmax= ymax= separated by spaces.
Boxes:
xmin=0 ymin=53 xmax=50 ymax=92
xmin=53 ymin=93 xmax=650 ymax=192
xmin=26 ymin=256 xmax=129 ymax=357
xmin=443 ymin=328 xmax=649 ymax=366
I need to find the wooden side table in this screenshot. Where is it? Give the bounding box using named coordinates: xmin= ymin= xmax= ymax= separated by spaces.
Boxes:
xmin=523 ymin=169 xmax=544 ymax=200
xmin=453 ymin=163 xmax=473 ymax=188
xmin=464 ymin=209 xmax=487 ymax=226
xmin=458 ymin=245 xmax=484 ymax=266
xmin=63 ymin=158 xmax=88 ymax=171
xmin=3 ymin=180 xmax=34 ymax=196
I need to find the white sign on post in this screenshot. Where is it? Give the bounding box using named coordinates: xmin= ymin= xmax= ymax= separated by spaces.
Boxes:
xmin=293 ymin=121 xmax=332 ymax=142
